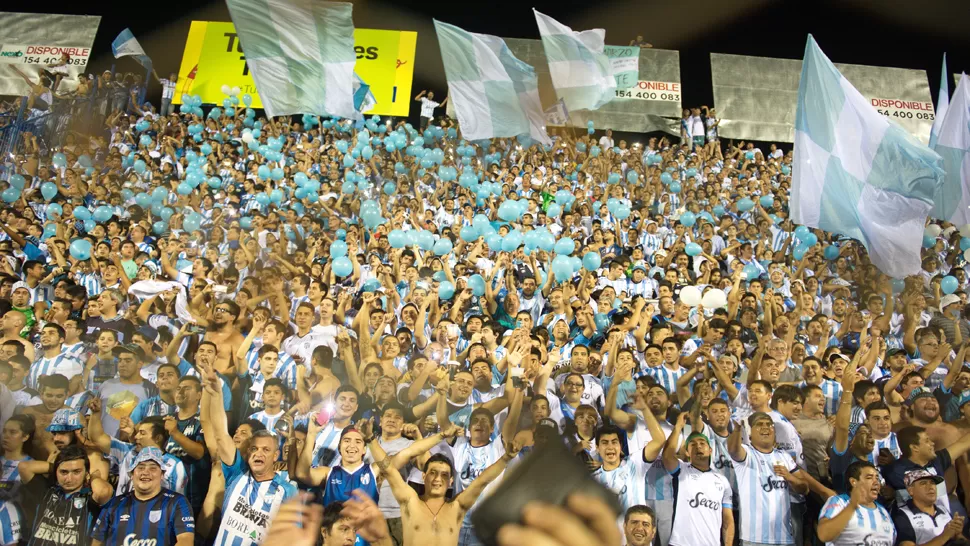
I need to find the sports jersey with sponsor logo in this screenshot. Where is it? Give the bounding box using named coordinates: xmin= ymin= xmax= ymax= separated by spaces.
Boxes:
xmin=91 ymin=489 xmax=194 ymax=546
xmin=732 ymin=447 xmax=798 ymax=545
xmin=591 ymin=456 xmax=648 ymax=512
xmin=109 ymin=439 xmax=187 ymax=496
xmin=321 ymin=464 xmax=379 ymax=506
xmin=214 ymin=452 xmax=297 ymax=546
xmin=28 ymin=485 xmax=101 ymax=546
xmin=669 ymin=462 xmax=733 ymax=546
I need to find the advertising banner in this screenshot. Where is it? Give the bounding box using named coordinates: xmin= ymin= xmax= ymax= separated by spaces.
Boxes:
xmin=174 ymin=21 xmax=417 ymax=117
xmin=711 ymin=53 xmax=935 ymax=144
xmin=502 ymin=38 xmax=681 ymax=135
xmin=0 ymin=12 xmax=101 ymax=96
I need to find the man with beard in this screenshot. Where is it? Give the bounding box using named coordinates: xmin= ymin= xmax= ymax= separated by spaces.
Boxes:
xmin=164 ymin=375 xmax=207 ymax=514
xmin=131 ymin=363 xmax=180 ymax=423
xmin=202 ymin=301 xmax=244 ymax=375
xmin=729 ymin=411 xmax=809 ymax=546
xmin=883 ymin=421 xmax=970 ymax=513
xmin=95 ymin=344 xmax=157 ymax=438
xmin=26 ymin=324 xmax=83 ymax=392
xmin=553 ymin=345 xmax=605 ymax=411
xmin=662 ymin=413 xmax=734 ymax=546
xmin=367 ymin=432 xmax=519 ymax=546
xmin=624 ymin=505 xmax=657 ymax=546
xmin=202 ymin=362 xmax=297 ymax=546
xmin=18 ymin=446 xmax=113 ymax=546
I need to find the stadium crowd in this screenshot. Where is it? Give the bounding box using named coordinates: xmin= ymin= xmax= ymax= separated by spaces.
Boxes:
xmin=0 ymin=59 xmax=969 ymax=546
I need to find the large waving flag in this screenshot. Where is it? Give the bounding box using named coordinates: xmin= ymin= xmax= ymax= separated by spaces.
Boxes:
xmin=434 ymin=20 xmax=551 ymax=146
xmin=224 ymin=0 xmax=356 ymax=119
xmin=111 ymin=29 xmax=152 ymax=71
xmin=929 ymin=54 xmax=950 ymax=148
xmin=791 ymin=35 xmax=944 ymax=278
xmin=931 ymin=74 xmax=970 ymax=224
xmin=533 ymin=10 xmax=616 ymax=112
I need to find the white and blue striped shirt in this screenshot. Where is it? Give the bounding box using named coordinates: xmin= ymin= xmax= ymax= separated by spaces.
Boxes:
xmin=26 ymin=352 xmax=84 ymax=391
xmin=820 ymin=494 xmax=895 ymax=546
xmin=733 ymin=447 xmax=798 ymax=545
xmin=635 ymin=365 xmax=687 ymax=398
xmin=796 ymin=379 xmax=843 ymax=416
xmin=215 ymin=456 xmax=297 ymax=546
xmin=872 ymin=433 xmax=902 ymax=461
xmin=591 ymin=456 xmax=647 ymax=512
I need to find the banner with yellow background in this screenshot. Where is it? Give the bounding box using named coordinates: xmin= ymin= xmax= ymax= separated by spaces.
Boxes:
xmin=174 ymin=21 xmax=417 ymax=117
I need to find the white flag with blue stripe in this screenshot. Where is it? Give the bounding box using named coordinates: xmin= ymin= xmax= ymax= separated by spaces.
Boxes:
xmin=111 ymin=29 xmax=152 ymax=71
xmin=434 ymin=20 xmax=551 ymax=146
xmin=533 ymin=10 xmax=616 ymax=112
xmin=224 ymin=0 xmax=356 ymax=120
xmin=791 ymin=35 xmax=944 ymax=279
xmin=929 ymin=54 xmax=949 ymax=149
xmin=931 ymin=74 xmax=970 ymax=225
xmin=352 ymin=73 xmax=376 ymax=118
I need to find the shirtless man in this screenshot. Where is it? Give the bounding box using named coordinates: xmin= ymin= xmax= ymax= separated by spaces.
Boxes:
xmin=367 ymin=429 xmax=518 ymax=546
xmin=19 ymin=374 xmax=70 ymax=459
xmin=0 ymin=311 xmax=34 ymax=361
xmin=203 ymin=300 xmax=244 ymax=375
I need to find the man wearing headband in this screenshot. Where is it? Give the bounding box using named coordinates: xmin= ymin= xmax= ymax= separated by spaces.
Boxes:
xmin=662 ymin=413 xmax=734 ymax=546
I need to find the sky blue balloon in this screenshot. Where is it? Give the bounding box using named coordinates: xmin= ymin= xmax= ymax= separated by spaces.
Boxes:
xmin=760 ymin=195 xmax=775 ymax=209
xmin=468 ymin=274 xmax=486 ymax=297
xmin=660 ymin=172 xmax=673 ymax=185
xmin=792 ymin=244 xmax=810 ymax=261
xmin=668 ymin=182 xmax=681 ymax=194
xmin=8 ymin=174 xmax=25 ymax=189
xmin=736 ymin=197 xmax=755 ymax=212
xmin=73 ymin=206 xmax=92 ymax=221
xmin=69 ymin=239 xmax=93 ymax=260
xmin=1 ymin=188 xmax=19 ymax=203
xmin=551 ymin=255 xmax=572 ymax=280
xmin=438 ymin=281 xmax=456 ymax=300
xmin=554 ymin=237 xmax=575 ymax=256
xmin=332 ymin=257 xmax=354 ymax=277
xmin=794 ymin=226 xmax=811 ymax=240
xmin=417 ymin=231 xmax=435 ymax=251
xmin=680 ymin=212 xmax=697 ymax=227
xmin=240 ymin=217 xmax=253 ymax=230
xmin=801 ymin=232 xmax=818 ymax=247
xmin=583 ymin=252 xmax=601 ymax=271
xmin=594 ymin=313 xmax=610 ymax=332
xmin=891 ymin=278 xmax=906 ymax=294
xmin=960 ymin=238 xmax=970 ymax=251
xmin=942 ymin=276 xmax=959 ymax=295
xmin=486 ymin=233 xmax=504 ymax=250
xmin=183 ymin=214 xmax=202 ymax=232
xmin=823 ymin=245 xmax=840 ymax=260
xmin=46 ymin=203 xmax=63 ymax=218
xmin=330 ymin=240 xmax=348 ymax=258
xmin=433 ymin=238 xmax=453 ymax=256
xmin=387 ymin=230 xmax=407 ymax=249
xmin=685 ymin=242 xmax=702 ymax=256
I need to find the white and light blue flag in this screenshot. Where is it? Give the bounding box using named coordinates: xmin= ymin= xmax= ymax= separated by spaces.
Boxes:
xmin=353 ymin=73 xmax=376 ymax=118
xmin=930 ymin=74 xmax=970 ymax=225
xmin=534 ymin=10 xmax=615 ymax=112
xmin=434 ymin=20 xmax=551 ymax=146
xmin=111 ymin=29 xmax=152 ymax=71
xmin=929 ymin=54 xmax=949 ymax=148
xmin=224 ymin=0 xmax=356 ymax=120
xmin=791 ymin=35 xmax=944 ymax=278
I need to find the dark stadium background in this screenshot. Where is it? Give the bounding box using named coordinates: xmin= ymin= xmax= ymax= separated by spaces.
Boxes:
xmin=6 ymin=0 xmax=969 ymax=149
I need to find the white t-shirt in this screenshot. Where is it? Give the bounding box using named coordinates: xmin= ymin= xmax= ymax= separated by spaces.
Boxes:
xmin=598 ymin=136 xmax=614 ymax=149
xmin=419 ymin=97 xmax=440 ymax=119
xmin=669 ymin=462 xmax=733 ymax=546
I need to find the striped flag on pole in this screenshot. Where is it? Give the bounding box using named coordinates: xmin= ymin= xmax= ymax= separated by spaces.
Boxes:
xmin=224 ymin=0 xmax=356 ymax=119
xmin=931 ymin=74 xmax=970 ymax=225
xmin=533 ymin=10 xmax=615 ymax=112
xmin=791 ymin=35 xmax=944 ymax=278
xmin=434 ymin=20 xmax=551 ymax=146
xmin=111 ymin=29 xmax=152 ymax=71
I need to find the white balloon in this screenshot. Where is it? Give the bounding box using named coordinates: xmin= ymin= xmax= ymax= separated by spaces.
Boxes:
xmin=230 ymin=86 xmax=241 ymax=96
xmin=964 ymin=248 xmax=970 ymax=262
xmin=924 ymin=224 xmax=942 ymax=237
xmin=960 ymin=224 xmax=970 ymax=238
xmin=241 ymin=132 xmax=254 ymax=143
xmin=702 ymin=288 xmax=728 ymax=309
xmin=220 ymin=84 xmax=231 ymax=95
xmin=680 ymin=286 xmax=702 ymax=307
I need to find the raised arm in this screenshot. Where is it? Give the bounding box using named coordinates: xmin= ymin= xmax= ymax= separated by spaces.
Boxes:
xmin=833 ymin=366 xmax=857 ymax=454
xmin=662 ymin=412 xmax=688 ymax=472
xmin=727 ymin=420 xmax=746 ymax=462
xmin=85 ymin=398 xmax=113 ymax=454
xmin=201 ymin=362 xmax=236 ymax=465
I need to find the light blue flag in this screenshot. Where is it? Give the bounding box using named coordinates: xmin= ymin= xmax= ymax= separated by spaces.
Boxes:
xmin=111 ymin=29 xmax=152 ymax=72
xmin=929 ymin=54 xmax=949 ymax=149
xmin=434 ymin=20 xmax=551 ymax=146
xmin=224 ymin=0 xmax=356 ymax=119
xmin=534 ymin=9 xmax=615 ymax=112
xmin=353 ymin=73 xmax=376 ymax=118
xmin=931 ymin=74 xmax=970 ymax=225
xmin=791 ymin=35 xmax=944 ymax=278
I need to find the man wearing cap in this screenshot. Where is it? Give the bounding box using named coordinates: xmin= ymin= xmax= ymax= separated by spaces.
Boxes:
xmin=91 ymin=447 xmax=195 ymax=546
xmin=662 ymin=413 xmax=734 ymax=546
xmin=728 ymin=411 xmax=808 ymax=546
xmin=894 ymin=469 xmax=966 ymax=546
xmin=18 ymin=445 xmax=113 ymax=546
xmin=931 ymin=295 xmax=969 ymax=355
xmin=86 ymin=398 xmax=187 ymax=496
xmin=41 ymin=408 xmax=110 ymax=477
xmin=95 ymin=343 xmax=158 ymax=438
xmin=884 ymin=421 xmax=970 ymax=513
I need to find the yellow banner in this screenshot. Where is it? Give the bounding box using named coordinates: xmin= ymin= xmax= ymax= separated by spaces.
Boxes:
xmin=173 ymin=21 xmax=417 ymax=117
